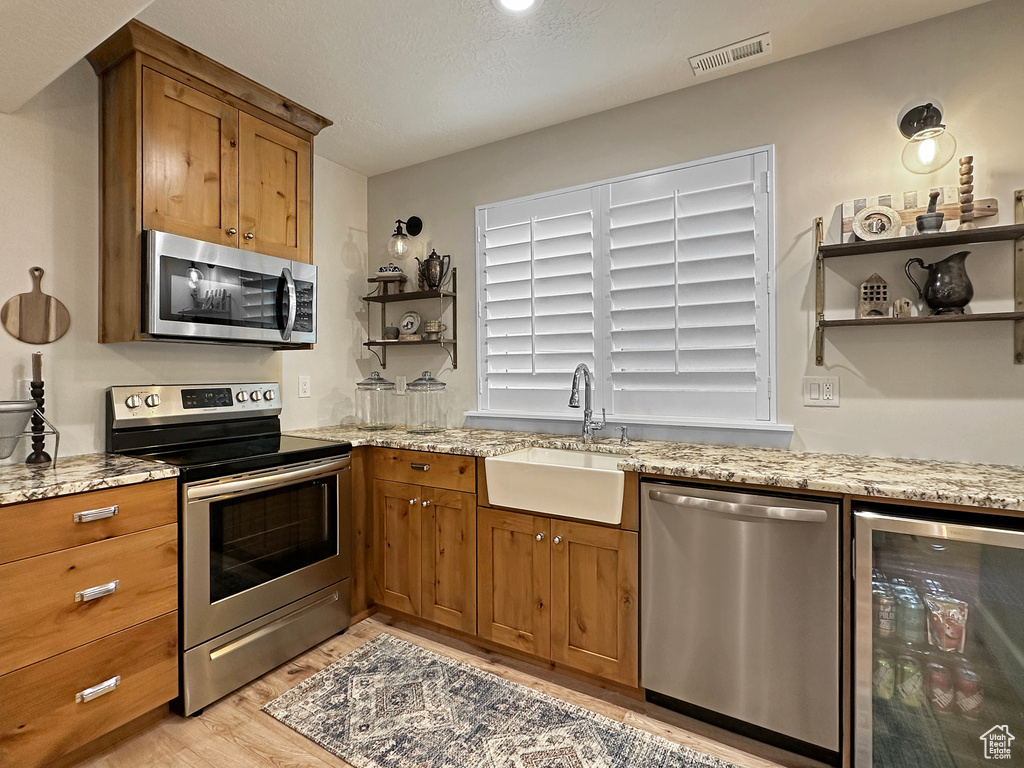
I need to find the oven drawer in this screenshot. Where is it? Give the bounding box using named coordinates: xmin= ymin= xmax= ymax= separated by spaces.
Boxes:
xmin=0 ymin=612 xmax=177 ymax=768
xmin=0 ymin=479 xmax=177 ymax=563
xmin=0 ymin=524 xmax=177 ymax=675
xmin=374 ymin=448 xmax=475 ymax=492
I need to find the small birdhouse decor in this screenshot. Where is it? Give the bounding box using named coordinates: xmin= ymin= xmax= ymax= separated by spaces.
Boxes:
xmin=893 ymin=297 xmax=914 ymax=319
xmin=858 ymin=273 xmax=889 ymax=319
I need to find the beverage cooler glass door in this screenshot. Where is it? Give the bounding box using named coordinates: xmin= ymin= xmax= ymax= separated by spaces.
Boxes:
xmin=145 ymin=229 xmax=316 ymax=344
xmin=854 ymin=510 xmax=1024 ymax=767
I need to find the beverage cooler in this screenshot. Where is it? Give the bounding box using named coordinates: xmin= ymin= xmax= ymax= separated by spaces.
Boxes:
xmin=854 ymin=506 xmax=1024 ymax=767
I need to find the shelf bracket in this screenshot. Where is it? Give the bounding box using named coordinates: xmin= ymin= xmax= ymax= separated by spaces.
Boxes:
xmin=1015 ymin=190 xmax=1024 ymax=364
xmin=367 ymin=344 xmax=385 ymax=368
xmin=814 ymin=216 xmax=825 ymax=366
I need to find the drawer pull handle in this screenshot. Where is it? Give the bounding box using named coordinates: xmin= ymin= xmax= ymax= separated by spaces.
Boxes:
xmin=410 ymin=462 xmax=430 ymax=471
xmin=76 ymin=675 xmax=121 ymax=703
xmin=76 ymin=580 xmax=120 ymax=603
xmin=73 ymin=505 xmax=119 ymax=523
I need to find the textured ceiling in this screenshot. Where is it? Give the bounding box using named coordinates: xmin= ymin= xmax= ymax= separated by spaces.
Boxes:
xmin=0 ymin=0 xmax=153 ymax=112
xmin=1 ymin=0 xmax=994 ymax=175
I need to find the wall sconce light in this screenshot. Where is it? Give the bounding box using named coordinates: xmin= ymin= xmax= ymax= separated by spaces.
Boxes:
xmin=898 ymin=101 xmax=957 ymax=174
xmin=387 ymin=216 xmax=423 ymax=259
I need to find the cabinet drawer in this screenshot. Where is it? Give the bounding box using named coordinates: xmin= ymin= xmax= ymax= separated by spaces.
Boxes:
xmin=0 ymin=479 xmax=177 ymax=563
xmin=0 ymin=612 xmax=177 ymax=768
xmin=0 ymin=524 xmax=177 ymax=675
xmin=374 ymin=448 xmax=475 ymax=492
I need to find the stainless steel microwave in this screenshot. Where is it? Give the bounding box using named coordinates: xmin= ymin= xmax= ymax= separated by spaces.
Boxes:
xmin=144 ymin=230 xmax=317 ymax=346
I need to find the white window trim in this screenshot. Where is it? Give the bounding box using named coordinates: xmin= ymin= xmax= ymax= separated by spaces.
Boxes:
xmin=472 ymin=145 xmax=786 ymax=440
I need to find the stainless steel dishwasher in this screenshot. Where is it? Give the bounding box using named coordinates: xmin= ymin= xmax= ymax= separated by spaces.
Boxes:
xmin=641 ymin=480 xmax=840 ymax=761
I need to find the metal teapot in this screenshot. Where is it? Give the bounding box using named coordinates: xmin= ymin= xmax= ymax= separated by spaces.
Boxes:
xmin=905 ymin=250 xmax=973 ymax=315
xmin=416 ymin=249 xmax=451 ymax=291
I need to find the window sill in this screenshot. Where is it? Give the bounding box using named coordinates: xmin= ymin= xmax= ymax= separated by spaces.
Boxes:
xmin=463 ymin=411 xmax=794 ymax=448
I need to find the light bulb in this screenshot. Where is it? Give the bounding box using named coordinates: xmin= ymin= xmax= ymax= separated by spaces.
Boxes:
xmin=492 ymin=0 xmax=543 ymax=14
xmin=388 ymin=234 xmax=410 ymax=259
xmin=186 ymin=264 xmax=204 ymax=289
xmin=901 ymin=128 xmax=957 ymax=174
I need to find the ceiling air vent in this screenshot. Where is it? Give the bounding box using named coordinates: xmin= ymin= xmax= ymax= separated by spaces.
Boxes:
xmin=689 ymin=33 xmax=772 ymax=76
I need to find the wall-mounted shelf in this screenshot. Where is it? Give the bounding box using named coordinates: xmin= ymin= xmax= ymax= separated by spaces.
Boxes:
xmin=814 ymin=191 xmax=1024 ymax=365
xmin=362 ymin=268 xmax=458 ymax=369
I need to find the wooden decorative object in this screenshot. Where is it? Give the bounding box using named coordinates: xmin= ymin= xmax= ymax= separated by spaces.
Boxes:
xmin=841 ymin=189 xmax=997 ymax=240
xmin=26 ymin=352 xmax=51 ymax=465
xmin=959 ymin=156 xmax=978 ymax=231
xmin=893 ymin=297 xmax=914 ymax=319
xmin=858 ymin=273 xmax=889 ymax=318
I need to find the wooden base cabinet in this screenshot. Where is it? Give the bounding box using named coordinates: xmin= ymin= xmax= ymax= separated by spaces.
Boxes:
xmin=0 ymin=480 xmax=179 ymax=768
xmin=372 ymin=476 xmax=476 ymax=634
xmin=478 ymin=507 xmax=638 ymax=686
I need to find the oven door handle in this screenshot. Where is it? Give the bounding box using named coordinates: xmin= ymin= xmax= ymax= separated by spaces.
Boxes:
xmin=186 ymin=457 xmax=350 ymax=502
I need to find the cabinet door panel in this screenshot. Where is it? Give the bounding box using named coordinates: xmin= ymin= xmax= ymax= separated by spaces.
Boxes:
xmin=477 ymin=507 xmax=549 ymax=657
xmin=422 ymin=490 xmax=476 ymax=634
xmin=238 ymin=112 xmax=311 ymax=262
xmin=373 ymin=480 xmax=421 ymax=615
xmin=550 ymin=521 xmax=638 ymax=685
xmin=142 ymin=68 xmax=238 ymax=245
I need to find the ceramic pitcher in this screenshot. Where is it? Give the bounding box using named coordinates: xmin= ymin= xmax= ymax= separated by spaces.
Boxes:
xmin=904 ymin=250 xmax=973 ymax=315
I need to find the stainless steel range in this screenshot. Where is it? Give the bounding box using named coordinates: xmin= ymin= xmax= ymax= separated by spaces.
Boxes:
xmin=106 ymin=383 xmax=352 ymax=715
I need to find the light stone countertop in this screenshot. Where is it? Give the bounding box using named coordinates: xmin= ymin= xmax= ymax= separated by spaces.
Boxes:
xmin=288 ymin=425 xmax=1024 ymax=512
xmin=0 ymin=453 xmax=179 ymax=506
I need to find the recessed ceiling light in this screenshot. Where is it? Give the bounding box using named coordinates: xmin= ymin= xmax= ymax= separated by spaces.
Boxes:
xmin=492 ymin=0 xmax=543 ymax=16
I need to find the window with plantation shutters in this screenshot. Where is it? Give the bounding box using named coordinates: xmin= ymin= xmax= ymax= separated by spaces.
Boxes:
xmin=476 ymin=147 xmax=774 ymax=426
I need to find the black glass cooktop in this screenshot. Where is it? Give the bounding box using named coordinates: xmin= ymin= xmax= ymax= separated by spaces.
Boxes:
xmin=131 ymin=434 xmax=351 ymax=483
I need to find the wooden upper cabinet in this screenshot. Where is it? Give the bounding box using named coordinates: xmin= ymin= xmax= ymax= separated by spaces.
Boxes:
xmin=142 ymin=69 xmax=239 ymax=246
xmin=238 ymin=112 xmax=311 ymax=261
xmin=87 ymin=20 xmax=329 ymax=342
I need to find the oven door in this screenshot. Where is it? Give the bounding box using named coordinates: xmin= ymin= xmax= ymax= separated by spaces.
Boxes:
xmin=182 ymin=456 xmax=350 ymax=650
xmin=144 ymin=229 xmax=316 ymax=345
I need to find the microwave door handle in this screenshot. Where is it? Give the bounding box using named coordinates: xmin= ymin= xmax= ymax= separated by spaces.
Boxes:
xmin=280 ymin=267 xmax=297 ymax=341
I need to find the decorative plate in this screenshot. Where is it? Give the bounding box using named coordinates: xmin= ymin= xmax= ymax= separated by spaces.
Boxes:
xmin=852 ymin=206 xmax=904 ymax=240
xmin=398 ymin=311 xmax=421 ymax=334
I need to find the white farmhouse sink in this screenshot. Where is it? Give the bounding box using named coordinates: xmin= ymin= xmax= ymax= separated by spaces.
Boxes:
xmin=484 ymin=447 xmax=625 ymax=524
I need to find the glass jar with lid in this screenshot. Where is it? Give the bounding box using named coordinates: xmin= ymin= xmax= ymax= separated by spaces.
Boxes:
xmin=406 ymin=370 xmax=447 ymax=433
xmin=355 ymin=371 xmax=396 ymax=430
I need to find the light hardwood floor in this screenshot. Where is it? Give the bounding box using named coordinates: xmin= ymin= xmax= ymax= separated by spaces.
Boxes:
xmin=78 ymin=615 xmax=827 ymax=768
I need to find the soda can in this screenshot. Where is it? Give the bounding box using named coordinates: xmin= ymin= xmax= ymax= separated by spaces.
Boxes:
xmin=873 ymin=649 xmax=895 ymax=700
xmin=956 ymin=667 xmax=983 ymax=720
xmin=926 ymin=662 xmax=954 ymax=714
xmin=873 ymin=585 xmax=896 ymax=639
xmin=897 ymin=654 xmax=925 ymax=707
xmin=897 ymin=592 xmax=927 ymax=645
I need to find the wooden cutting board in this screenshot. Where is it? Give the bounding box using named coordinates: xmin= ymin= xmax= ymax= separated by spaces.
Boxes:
xmin=1 ymin=267 xmax=71 ymax=344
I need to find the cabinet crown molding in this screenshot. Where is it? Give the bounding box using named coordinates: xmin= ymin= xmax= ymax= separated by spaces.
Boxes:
xmin=86 ymin=19 xmax=332 ymax=136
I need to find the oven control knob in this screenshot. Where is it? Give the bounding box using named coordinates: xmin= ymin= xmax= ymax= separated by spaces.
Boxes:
xmin=263 ymin=390 xmax=276 ymax=401
xmin=250 ymin=390 xmax=262 ymax=402
xmin=144 ymin=394 xmax=161 ymax=408
xmin=235 ymin=391 xmax=248 ymax=403
xmin=124 ymin=394 xmax=142 ymax=409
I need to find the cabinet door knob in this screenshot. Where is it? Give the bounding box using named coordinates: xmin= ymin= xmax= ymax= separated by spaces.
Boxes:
xmin=226 ymin=228 xmax=237 ymax=236
xmin=409 ymin=498 xmax=417 ymax=505
xmin=243 ymin=232 xmax=255 ymax=240
xmin=553 ymin=536 xmax=562 ymax=544
xmin=535 ymin=533 xmax=545 ymax=542
xmin=422 ymin=500 xmax=431 ymax=507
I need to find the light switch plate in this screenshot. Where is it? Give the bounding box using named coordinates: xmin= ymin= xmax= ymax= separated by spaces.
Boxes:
xmin=298 ymin=376 xmax=311 ymax=398
xmin=803 ymin=376 xmax=839 ymax=407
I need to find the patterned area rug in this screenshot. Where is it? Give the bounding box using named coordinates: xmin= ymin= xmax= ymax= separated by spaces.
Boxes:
xmin=263 ymin=633 xmax=742 ymax=768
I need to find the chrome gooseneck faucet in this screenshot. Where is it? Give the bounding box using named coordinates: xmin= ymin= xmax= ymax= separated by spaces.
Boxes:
xmin=568 ymin=363 xmax=605 ymax=443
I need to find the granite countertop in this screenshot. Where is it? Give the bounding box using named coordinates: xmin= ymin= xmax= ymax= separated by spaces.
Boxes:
xmin=289 ymin=425 xmax=1024 ymax=512
xmin=0 ymin=453 xmax=179 ymax=506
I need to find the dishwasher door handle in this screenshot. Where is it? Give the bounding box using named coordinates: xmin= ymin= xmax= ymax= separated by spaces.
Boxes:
xmin=647 ymin=489 xmax=828 ymax=523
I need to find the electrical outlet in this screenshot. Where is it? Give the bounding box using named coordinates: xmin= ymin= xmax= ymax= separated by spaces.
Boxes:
xmin=298 ymin=375 xmax=311 ymax=398
xmin=803 ymin=376 xmax=839 ymax=407
xmin=395 ymin=375 xmax=407 ymax=394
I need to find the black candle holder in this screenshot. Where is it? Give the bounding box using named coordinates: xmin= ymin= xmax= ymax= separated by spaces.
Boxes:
xmin=26 ymin=379 xmax=52 ymax=465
